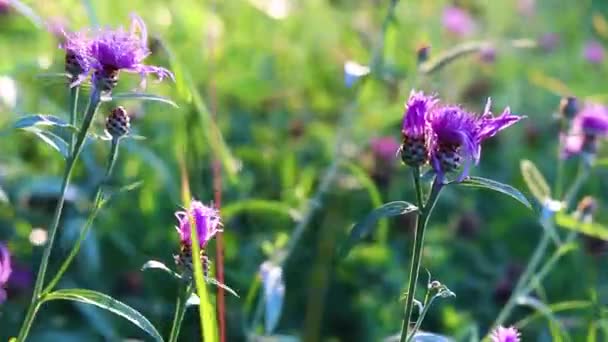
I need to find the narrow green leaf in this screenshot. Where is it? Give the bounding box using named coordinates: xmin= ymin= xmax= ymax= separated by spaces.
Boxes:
xmin=43 ymin=289 xmax=164 ymax=342
xmin=455 ymin=176 xmax=532 ymax=209
xmin=340 ymin=161 xmax=387 ymax=242
xmin=516 ymin=296 xmax=568 ymax=340
xmin=108 ymin=92 xmax=178 ymax=108
xmin=141 ymin=260 xmax=181 ymax=279
xmin=340 ymin=201 xmax=418 ymax=258
xmin=206 ymin=277 xmax=239 ymax=298
xmin=555 ymin=213 xmax=608 ymax=241
xmin=520 ymin=160 xmax=551 ymax=203
xmin=14 ymin=114 xmax=76 ymax=130
xmin=9 ymin=0 xmax=44 ymax=28
xmin=22 ymin=127 xmax=70 ymax=159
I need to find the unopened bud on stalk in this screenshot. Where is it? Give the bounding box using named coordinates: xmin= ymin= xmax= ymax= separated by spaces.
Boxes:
xmin=575 ymin=196 xmax=597 ymax=221
xmin=416 ymin=45 xmax=430 ymax=64
xmin=105 ymin=106 xmax=130 ymax=139
xmin=559 ymin=96 xmax=579 ymax=120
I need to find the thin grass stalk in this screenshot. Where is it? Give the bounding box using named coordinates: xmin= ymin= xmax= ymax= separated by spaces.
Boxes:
xmin=168 ymin=282 xmax=193 ymax=342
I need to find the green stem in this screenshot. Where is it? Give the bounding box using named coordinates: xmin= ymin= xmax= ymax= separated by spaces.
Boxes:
xmin=168 ymin=282 xmax=193 ymax=342
xmin=400 ymin=176 xmax=443 ymax=342
xmin=16 ymin=88 xmax=101 ymax=342
xmin=42 ymin=138 xmax=121 ymax=295
xmin=68 ymin=86 xmax=80 ymax=154
xmin=489 ymin=162 xmax=591 ymax=335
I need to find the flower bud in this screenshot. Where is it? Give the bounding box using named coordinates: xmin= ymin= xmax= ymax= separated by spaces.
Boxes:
xmin=65 ymin=51 xmax=84 ymax=80
xmin=416 ymin=45 xmax=430 ymax=64
xmin=105 ymin=106 xmax=130 ymax=139
xmin=400 ymin=136 xmax=429 ymax=167
xmin=559 ymin=96 xmax=578 ymax=120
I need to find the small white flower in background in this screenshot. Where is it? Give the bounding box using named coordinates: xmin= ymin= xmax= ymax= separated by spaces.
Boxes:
xmin=249 ymin=0 xmax=291 ymax=20
xmin=260 ymin=261 xmax=285 ymax=335
xmin=0 ymin=75 xmax=17 ymax=109
xmin=343 ymin=60 xmax=370 ymax=88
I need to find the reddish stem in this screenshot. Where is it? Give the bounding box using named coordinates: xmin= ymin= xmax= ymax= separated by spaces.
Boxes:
xmin=207 ymin=8 xmax=226 ymax=339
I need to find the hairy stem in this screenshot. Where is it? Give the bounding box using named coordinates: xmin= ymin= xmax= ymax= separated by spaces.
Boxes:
xmin=400 ymin=176 xmax=442 ymax=342
xmin=17 ymin=88 xmax=101 ymax=342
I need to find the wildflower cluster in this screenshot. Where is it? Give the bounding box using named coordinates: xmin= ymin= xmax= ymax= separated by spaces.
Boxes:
xmin=61 ymin=14 xmax=173 ymax=91
xmin=400 ymin=90 xmax=523 ymax=180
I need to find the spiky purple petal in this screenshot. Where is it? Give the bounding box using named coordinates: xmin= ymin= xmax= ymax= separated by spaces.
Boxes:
xmin=490 ymin=326 xmax=521 ymax=342
xmin=175 ymin=200 xmax=222 ymax=249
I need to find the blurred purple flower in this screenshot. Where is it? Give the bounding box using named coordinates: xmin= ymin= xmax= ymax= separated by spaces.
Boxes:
xmin=0 ymin=243 xmax=11 ymax=304
xmin=370 ymin=136 xmax=400 ymax=164
xmin=538 ymin=33 xmax=559 ymax=52
xmin=429 ymin=99 xmax=522 ymax=180
xmin=442 ymin=6 xmax=475 ymax=37
xmin=517 ymin=0 xmax=535 ymax=17
xmin=562 ymin=103 xmax=608 ymax=157
xmin=490 ymin=326 xmax=520 ymax=342
xmin=175 ymin=200 xmax=222 ymax=249
xmin=7 ymin=263 xmax=33 ymax=292
xmin=583 ymin=41 xmax=605 ymax=64
xmin=479 ymin=46 xmax=497 ymax=63
xmin=0 ymin=0 xmax=10 ymax=14
xmin=88 ymin=14 xmax=174 ymax=89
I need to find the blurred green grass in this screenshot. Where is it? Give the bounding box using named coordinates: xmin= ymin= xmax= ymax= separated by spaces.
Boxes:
xmin=1 ymin=0 xmax=608 ymax=341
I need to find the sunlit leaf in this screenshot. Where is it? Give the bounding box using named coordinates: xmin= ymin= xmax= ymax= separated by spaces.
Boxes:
xmin=555 ymin=213 xmax=608 ymax=241
xmin=141 ymin=260 xmax=181 ymax=279
xmin=454 ymin=176 xmax=532 ymax=210
xmin=14 ymin=114 xmax=76 ymax=130
xmin=340 ymin=201 xmax=418 ymax=258
xmin=43 ymin=289 xmax=164 ymax=342
xmin=520 ymin=160 xmax=551 ymax=203
xmin=107 ymin=92 xmax=178 ymax=108
xmin=21 ymin=127 xmax=70 ymax=159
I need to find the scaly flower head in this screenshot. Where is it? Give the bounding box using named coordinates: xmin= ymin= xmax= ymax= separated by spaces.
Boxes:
xmin=490 ymin=326 xmax=521 ymax=342
xmin=175 ymin=200 xmax=222 ymax=250
xmin=429 ymin=99 xmax=522 ymax=179
xmin=61 ymin=29 xmax=92 ymax=83
xmin=0 ymin=243 xmax=11 ymax=304
xmin=400 ymin=90 xmax=437 ymax=167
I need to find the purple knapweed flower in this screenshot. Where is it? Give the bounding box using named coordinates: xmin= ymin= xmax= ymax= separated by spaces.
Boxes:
xmin=429 ymin=99 xmax=522 ymax=180
xmin=87 ymin=14 xmax=173 ymax=91
xmin=562 ymin=102 xmax=608 ymax=157
xmin=400 ymin=90 xmax=437 ymax=167
xmin=442 ymin=6 xmax=475 ymax=37
xmin=0 ymin=243 xmax=12 ymax=304
xmin=490 ymin=326 xmax=521 ymax=342
xmin=175 ymin=200 xmax=222 ymax=250
xmin=583 ymin=41 xmax=605 ymax=64
xmin=61 ymin=30 xmax=93 ymax=84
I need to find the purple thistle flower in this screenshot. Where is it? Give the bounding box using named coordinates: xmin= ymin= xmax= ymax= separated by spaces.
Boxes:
xmin=87 ymin=14 xmax=173 ymax=90
xmin=61 ymin=30 xmax=93 ymax=84
xmin=429 ymin=99 xmax=522 ymax=180
xmin=442 ymin=6 xmax=475 ymax=37
xmin=583 ymin=41 xmax=605 ymax=64
xmin=538 ymin=33 xmax=559 ymax=52
xmin=175 ymin=200 xmax=222 ymax=250
xmin=490 ymin=326 xmax=521 ymax=342
xmin=562 ymin=102 xmax=608 ymax=157
xmin=400 ymin=90 xmax=437 ymax=167
xmin=0 ymin=243 xmax=12 ymax=304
